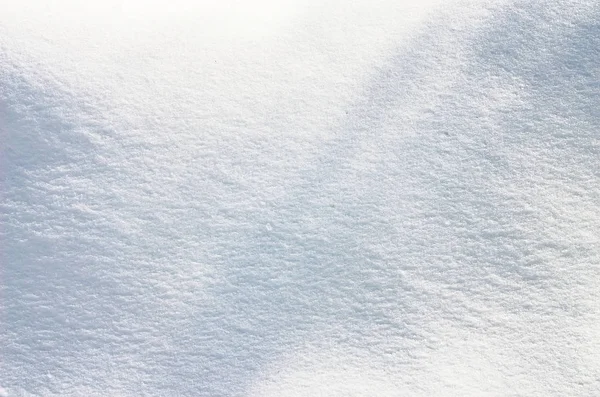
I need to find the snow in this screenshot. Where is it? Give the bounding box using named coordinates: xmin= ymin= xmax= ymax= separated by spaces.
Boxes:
xmin=1 ymin=0 xmax=600 ymax=395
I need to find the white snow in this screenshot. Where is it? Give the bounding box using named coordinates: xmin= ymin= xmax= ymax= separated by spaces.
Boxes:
xmin=2 ymin=0 xmax=600 ymax=396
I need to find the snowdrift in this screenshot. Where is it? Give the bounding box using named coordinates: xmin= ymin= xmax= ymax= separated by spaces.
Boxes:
xmin=1 ymin=0 xmax=599 ymax=396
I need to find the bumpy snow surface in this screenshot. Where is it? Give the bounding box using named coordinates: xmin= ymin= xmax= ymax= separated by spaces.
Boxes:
xmin=1 ymin=0 xmax=600 ymax=395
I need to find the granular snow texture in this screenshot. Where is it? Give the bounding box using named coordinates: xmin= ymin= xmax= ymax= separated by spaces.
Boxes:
xmin=1 ymin=0 xmax=600 ymax=396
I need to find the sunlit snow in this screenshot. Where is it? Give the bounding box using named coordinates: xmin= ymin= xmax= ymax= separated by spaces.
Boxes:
xmin=1 ymin=0 xmax=600 ymax=396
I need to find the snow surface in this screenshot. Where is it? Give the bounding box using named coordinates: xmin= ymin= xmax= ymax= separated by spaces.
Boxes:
xmin=1 ymin=0 xmax=600 ymax=395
